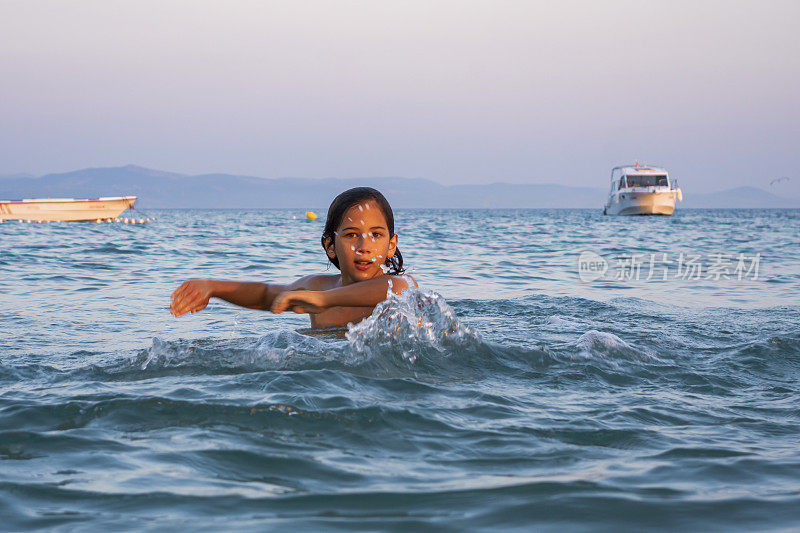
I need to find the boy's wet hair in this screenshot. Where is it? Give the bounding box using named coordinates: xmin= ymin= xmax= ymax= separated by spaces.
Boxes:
xmin=321 ymin=187 xmax=404 ymax=275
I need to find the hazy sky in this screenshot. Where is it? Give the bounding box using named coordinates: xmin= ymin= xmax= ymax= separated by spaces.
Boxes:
xmin=1 ymin=0 xmax=798 ymax=194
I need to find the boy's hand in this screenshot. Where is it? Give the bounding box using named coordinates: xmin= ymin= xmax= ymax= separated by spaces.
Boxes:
xmin=270 ymin=290 xmax=326 ymax=315
xmin=171 ymin=279 xmax=214 ymax=317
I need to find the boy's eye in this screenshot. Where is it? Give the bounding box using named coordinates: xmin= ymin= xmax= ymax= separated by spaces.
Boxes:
xmin=370 ymin=232 xmax=383 ymax=238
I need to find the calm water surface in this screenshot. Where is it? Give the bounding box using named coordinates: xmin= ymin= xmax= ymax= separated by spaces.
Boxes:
xmin=1 ymin=208 xmax=799 ymax=531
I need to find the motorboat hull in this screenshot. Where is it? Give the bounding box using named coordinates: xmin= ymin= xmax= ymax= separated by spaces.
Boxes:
xmin=0 ymin=196 xmax=136 ymax=222
xmin=604 ymin=191 xmax=679 ymax=216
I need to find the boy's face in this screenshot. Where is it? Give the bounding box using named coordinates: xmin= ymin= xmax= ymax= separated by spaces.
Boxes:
xmin=326 ymin=200 xmax=398 ymax=285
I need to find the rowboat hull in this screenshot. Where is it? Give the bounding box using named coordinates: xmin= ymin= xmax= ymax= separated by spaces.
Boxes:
xmin=0 ymin=196 xmax=137 ymax=222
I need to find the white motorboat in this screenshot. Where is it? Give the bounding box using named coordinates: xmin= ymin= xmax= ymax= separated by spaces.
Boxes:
xmin=603 ymin=164 xmax=682 ymax=215
xmin=0 ymin=196 xmax=137 ymax=222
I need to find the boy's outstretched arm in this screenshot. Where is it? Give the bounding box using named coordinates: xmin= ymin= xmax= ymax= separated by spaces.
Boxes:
xmin=170 ymin=275 xmax=322 ymax=317
xmin=271 ymin=275 xmax=416 ymax=315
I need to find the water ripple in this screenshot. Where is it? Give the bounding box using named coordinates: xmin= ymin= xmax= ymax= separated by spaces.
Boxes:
xmin=2 ymin=208 xmax=799 ymax=530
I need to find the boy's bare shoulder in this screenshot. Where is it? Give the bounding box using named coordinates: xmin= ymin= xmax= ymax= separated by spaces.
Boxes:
xmin=385 ymin=273 xmax=418 ymax=294
xmin=392 ymin=274 xmax=418 ymax=287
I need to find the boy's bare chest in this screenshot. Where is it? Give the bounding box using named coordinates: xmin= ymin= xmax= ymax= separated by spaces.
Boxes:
xmin=310 ymin=306 xmax=374 ymax=328
xmin=308 ymin=275 xmax=375 ymax=328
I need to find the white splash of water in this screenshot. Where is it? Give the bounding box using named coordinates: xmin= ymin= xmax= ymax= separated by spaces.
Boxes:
xmin=346 ymin=287 xmax=480 ymax=365
xmin=140 ymin=337 xmax=177 ymax=369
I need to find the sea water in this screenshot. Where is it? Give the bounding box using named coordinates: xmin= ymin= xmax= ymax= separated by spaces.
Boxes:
xmin=1 ymin=208 xmax=799 ymax=531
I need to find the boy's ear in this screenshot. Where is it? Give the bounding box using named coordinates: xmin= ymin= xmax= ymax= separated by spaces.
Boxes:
xmin=387 ymin=234 xmax=398 ymax=258
xmin=323 ymin=236 xmax=336 ymax=259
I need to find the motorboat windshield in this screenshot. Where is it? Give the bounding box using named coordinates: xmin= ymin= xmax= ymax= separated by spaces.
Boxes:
xmin=623 ymin=174 xmax=669 ymax=188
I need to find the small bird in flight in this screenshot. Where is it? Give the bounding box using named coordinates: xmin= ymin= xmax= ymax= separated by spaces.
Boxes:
xmin=770 ymin=177 xmax=790 ymax=186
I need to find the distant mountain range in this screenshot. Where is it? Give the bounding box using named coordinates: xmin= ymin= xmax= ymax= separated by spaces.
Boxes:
xmin=1 ymin=165 xmax=798 ymax=209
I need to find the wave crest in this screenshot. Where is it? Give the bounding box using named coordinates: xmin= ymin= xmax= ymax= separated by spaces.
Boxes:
xmin=126 ymin=288 xmax=487 ymax=378
xmin=574 ymin=330 xmax=663 ymax=363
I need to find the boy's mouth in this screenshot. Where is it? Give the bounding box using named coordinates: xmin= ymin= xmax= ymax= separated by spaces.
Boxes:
xmin=354 ymin=259 xmax=372 ymax=271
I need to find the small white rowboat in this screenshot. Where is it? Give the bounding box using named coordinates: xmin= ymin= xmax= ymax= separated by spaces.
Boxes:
xmin=0 ymin=196 xmax=137 ymax=222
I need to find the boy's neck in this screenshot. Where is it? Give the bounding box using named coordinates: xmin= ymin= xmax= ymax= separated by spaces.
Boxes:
xmin=340 ymin=272 xmax=383 ymax=287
